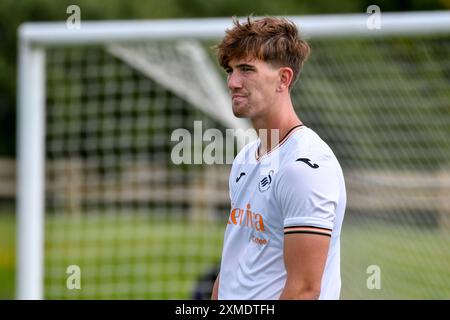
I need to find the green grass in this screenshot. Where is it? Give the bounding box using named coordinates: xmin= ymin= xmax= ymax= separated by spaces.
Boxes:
xmin=1 ymin=210 xmax=450 ymax=299
xmin=43 ymin=212 xmax=224 ymax=299
xmin=0 ymin=210 xmax=15 ymax=299
xmin=341 ymin=222 xmax=450 ymax=299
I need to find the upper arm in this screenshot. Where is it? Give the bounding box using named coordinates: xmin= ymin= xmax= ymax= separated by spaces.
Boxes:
xmin=281 ymin=232 xmax=330 ymax=299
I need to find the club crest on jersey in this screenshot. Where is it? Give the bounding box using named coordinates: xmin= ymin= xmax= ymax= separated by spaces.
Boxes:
xmin=258 ymin=170 xmax=274 ymax=192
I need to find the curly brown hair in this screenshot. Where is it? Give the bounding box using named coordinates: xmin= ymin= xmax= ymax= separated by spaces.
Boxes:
xmin=216 ymin=16 xmax=311 ymax=88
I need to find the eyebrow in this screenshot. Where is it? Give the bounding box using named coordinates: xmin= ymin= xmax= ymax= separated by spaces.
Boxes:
xmin=235 ymin=63 xmax=256 ymax=70
xmin=225 ymin=63 xmax=257 ymax=73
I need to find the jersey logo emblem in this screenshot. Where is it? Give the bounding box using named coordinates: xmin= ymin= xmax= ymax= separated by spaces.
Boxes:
xmin=236 ymin=172 xmax=246 ymax=183
xmin=296 ymin=158 xmax=319 ymax=169
xmin=258 ymin=170 xmax=274 ymax=192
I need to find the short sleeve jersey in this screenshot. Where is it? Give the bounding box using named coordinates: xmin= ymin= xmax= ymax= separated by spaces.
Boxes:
xmin=218 ymin=126 xmax=346 ymax=300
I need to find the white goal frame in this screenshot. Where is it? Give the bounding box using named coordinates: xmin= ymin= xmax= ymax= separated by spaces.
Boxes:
xmin=17 ymin=11 xmax=450 ymax=299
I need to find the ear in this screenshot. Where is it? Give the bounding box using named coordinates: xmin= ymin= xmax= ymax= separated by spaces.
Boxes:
xmin=277 ymin=67 xmax=294 ymax=92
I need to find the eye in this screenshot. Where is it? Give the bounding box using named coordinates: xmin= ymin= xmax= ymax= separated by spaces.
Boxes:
xmin=225 ymin=68 xmax=232 ymax=75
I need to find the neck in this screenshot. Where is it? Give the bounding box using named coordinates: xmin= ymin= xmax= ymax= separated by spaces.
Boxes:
xmin=252 ymin=96 xmax=303 ymax=157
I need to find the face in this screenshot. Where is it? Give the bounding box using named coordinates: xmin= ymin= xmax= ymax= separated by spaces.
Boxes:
xmin=225 ymin=57 xmax=280 ymax=119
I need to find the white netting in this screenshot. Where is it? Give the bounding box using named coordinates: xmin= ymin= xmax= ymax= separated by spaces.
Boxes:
xmin=295 ymin=35 xmax=450 ymax=299
xmin=45 ymin=45 xmax=232 ymax=298
xmin=41 ymin=31 xmax=449 ymax=299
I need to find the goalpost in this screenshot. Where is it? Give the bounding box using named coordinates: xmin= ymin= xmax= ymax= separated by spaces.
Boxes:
xmin=17 ymin=11 xmax=450 ymax=299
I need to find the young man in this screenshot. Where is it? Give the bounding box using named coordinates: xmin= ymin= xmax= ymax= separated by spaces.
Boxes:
xmin=211 ymin=16 xmax=346 ymax=300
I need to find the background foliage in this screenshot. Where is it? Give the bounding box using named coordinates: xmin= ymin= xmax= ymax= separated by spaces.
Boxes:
xmin=1 ymin=0 xmax=449 ymax=155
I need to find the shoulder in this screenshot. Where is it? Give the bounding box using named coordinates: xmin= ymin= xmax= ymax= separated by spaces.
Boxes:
xmin=275 ymin=127 xmax=342 ymax=194
xmin=288 ymin=127 xmax=334 ymax=157
xmin=281 ymin=127 xmax=339 ymax=173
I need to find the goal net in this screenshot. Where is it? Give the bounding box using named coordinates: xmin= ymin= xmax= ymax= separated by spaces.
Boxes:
xmin=17 ymin=12 xmax=450 ymax=299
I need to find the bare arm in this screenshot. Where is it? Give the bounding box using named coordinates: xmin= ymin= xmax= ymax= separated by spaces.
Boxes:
xmin=279 ymin=233 xmax=330 ymax=300
xmin=211 ymin=273 xmax=220 ymax=300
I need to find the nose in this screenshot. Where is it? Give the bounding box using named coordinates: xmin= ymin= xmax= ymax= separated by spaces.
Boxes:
xmin=227 ymin=71 xmax=242 ymax=91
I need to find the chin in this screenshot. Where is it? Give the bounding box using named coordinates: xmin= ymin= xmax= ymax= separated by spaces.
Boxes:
xmin=233 ymin=113 xmax=247 ymax=118
xmin=232 ymin=104 xmax=250 ymax=118
xmin=232 ymin=109 xmax=249 ymax=118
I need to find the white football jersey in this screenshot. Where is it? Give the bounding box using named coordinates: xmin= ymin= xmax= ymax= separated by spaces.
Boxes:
xmin=218 ymin=126 xmax=346 ymax=300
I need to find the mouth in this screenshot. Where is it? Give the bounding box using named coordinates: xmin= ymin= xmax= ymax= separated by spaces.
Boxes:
xmin=232 ymin=94 xmax=248 ymax=102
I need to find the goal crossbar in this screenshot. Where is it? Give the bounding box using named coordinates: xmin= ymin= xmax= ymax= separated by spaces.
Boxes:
xmin=20 ymin=11 xmax=450 ymax=45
